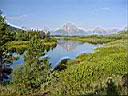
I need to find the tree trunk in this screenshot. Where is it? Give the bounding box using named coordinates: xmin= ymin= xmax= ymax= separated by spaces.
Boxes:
xmin=0 ymin=54 xmax=3 ymax=83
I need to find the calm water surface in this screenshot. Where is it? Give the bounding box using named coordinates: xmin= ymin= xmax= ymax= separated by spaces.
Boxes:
xmin=11 ymin=40 xmax=100 ymax=68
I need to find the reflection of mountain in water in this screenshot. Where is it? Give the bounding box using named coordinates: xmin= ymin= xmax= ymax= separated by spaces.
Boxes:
xmin=58 ymin=40 xmax=82 ymax=51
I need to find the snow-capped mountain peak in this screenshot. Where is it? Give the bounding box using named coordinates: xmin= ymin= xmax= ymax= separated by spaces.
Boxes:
xmin=53 ymin=23 xmax=86 ymax=36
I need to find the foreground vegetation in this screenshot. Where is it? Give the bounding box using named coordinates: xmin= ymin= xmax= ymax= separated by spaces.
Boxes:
xmin=46 ymin=32 xmax=128 ymax=96
xmin=0 ymin=11 xmax=56 ymax=96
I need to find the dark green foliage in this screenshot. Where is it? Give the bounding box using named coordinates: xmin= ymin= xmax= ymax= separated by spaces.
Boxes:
xmin=5 ymin=39 xmax=57 ymax=54
xmin=106 ymin=77 xmax=119 ymax=96
xmin=122 ymin=73 xmax=128 ymax=88
xmin=54 ymin=58 xmax=70 ymax=71
xmin=0 ymin=12 xmax=56 ymax=94
xmin=0 ymin=11 xmax=15 ymax=83
xmin=12 ymin=36 xmax=51 ymax=95
xmin=14 ymin=29 xmax=51 ymax=41
xmin=14 ymin=30 xmax=40 ymax=41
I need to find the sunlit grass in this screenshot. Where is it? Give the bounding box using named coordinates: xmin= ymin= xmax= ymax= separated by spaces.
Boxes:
xmin=5 ymin=38 xmax=57 ymax=54
xmin=47 ymin=32 xmax=128 ymax=95
xmin=64 ymin=32 xmax=128 ymax=44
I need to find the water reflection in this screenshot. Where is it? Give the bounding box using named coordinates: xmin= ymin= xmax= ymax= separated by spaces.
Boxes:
xmin=47 ymin=40 xmax=99 ymax=68
xmin=11 ymin=40 xmax=100 ymax=68
xmin=58 ymin=40 xmax=82 ymax=51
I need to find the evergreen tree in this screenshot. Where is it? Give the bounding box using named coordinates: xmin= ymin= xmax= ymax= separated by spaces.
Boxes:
xmin=0 ymin=10 xmax=14 ymax=82
xmin=12 ymin=34 xmax=51 ymax=95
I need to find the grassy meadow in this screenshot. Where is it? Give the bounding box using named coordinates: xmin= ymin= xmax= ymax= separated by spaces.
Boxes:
xmin=45 ymin=32 xmax=128 ymax=96
xmin=64 ymin=32 xmax=128 ymax=44
xmin=5 ymin=38 xmax=57 ymax=54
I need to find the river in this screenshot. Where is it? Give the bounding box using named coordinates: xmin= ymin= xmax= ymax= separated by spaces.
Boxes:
xmin=11 ymin=40 xmax=100 ymax=68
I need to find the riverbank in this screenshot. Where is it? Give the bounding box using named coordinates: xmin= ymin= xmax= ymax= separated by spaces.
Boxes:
xmin=5 ymin=38 xmax=57 ymax=54
xmin=63 ymin=32 xmax=128 ymax=44
xmin=45 ymin=31 xmax=128 ymax=95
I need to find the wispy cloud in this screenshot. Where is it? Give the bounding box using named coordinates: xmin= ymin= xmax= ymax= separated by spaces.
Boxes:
xmin=101 ymin=7 xmax=111 ymax=11
xmin=92 ymin=7 xmax=111 ymax=14
xmin=7 ymin=14 xmax=28 ymax=20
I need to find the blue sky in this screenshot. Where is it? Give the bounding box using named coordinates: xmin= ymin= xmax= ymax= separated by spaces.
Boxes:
xmin=0 ymin=0 xmax=127 ymax=30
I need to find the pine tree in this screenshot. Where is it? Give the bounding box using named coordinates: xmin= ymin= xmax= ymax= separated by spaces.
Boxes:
xmin=0 ymin=10 xmax=14 ymax=82
xmin=12 ymin=34 xmax=51 ymax=95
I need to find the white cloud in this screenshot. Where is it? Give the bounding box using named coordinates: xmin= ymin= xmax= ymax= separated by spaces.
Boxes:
xmin=7 ymin=14 xmax=28 ymax=20
xmin=7 ymin=22 xmax=22 ymax=29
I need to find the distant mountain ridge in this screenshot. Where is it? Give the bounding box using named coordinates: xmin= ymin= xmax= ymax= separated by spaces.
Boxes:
xmin=92 ymin=27 xmax=120 ymax=35
xmin=52 ymin=23 xmax=126 ymax=36
xmin=7 ymin=23 xmax=127 ymax=36
xmin=53 ymin=23 xmax=87 ymax=36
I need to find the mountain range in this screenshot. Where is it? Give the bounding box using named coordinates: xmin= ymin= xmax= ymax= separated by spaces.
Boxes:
xmin=7 ymin=23 xmax=127 ymax=36
xmin=52 ymin=23 xmax=86 ymax=36
xmin=92 ymin=27 xmax=120 ymax=35
xmin=52 ymin=23 xmax=125 ymax=36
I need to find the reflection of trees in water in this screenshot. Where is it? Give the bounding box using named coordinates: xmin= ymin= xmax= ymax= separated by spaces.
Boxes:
xmin=58 ymin=40 xmax=81 ymax=51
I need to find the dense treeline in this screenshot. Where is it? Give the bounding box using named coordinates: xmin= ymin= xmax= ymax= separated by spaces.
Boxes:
xmin=4 ymin=29 xmax=56 ymax=54
xmin=5 ymin=26 xmax=51 ymax=41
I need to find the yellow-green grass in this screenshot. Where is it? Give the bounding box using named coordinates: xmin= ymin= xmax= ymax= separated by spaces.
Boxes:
xmin=47 ymin=38 xmax=128 ymax=95
xmin=64 ymin=37 xmax=114 ymax=44
xmin=5 ymin=39 xmax=57 ymax=54
xmin=64 ymin=32 xmax=128 ymax=44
